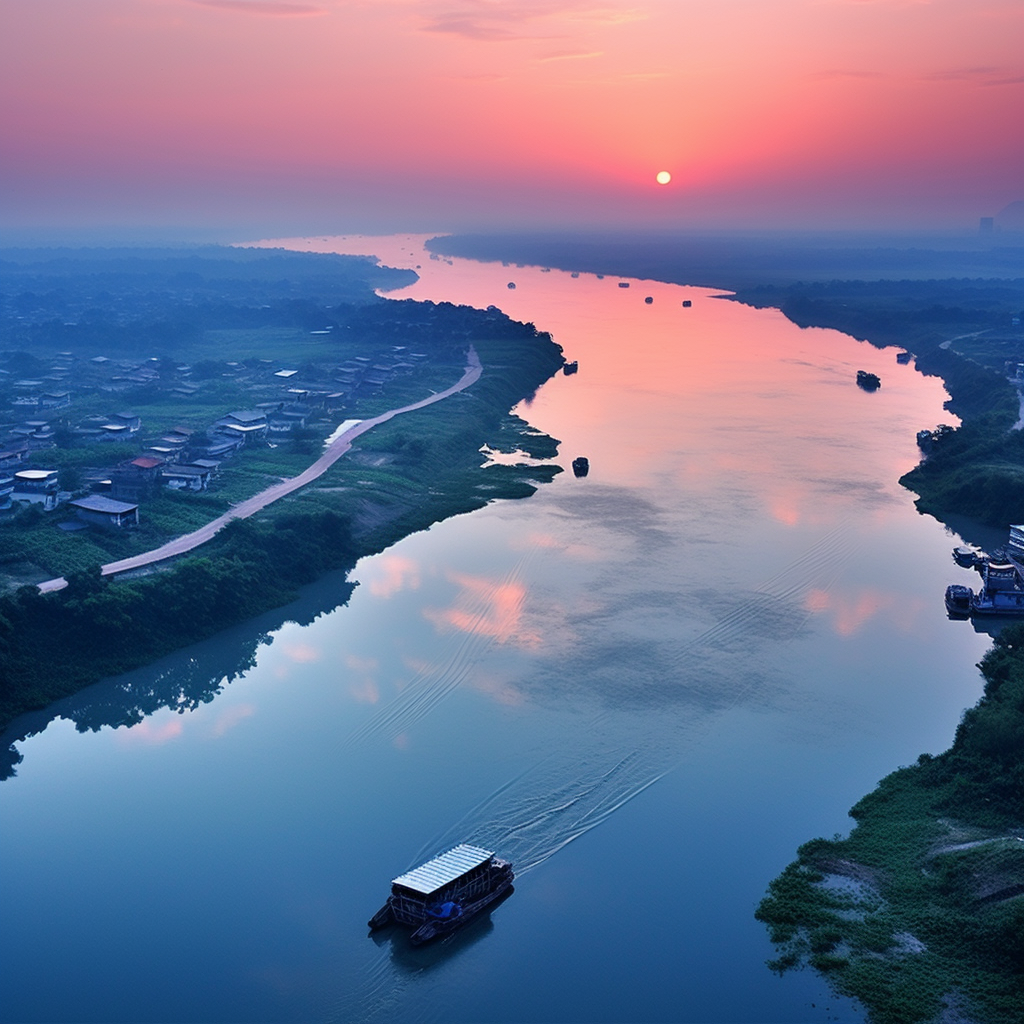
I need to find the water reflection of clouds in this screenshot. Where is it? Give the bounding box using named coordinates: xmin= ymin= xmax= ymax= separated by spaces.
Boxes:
xmin=209 ymin=703 xmax=256 ymax=738
xmin=345 ymin=655 xmax=381 ymax=704
xmin=804 ymin=587 xmax=924 ymax=637
xmin=117 ymin=715 xmax=185 ymax=746
xmin=366 ymin=555 xmax=421 ymax=599
xmin=424 ymin=571 xmax=542 ymax=649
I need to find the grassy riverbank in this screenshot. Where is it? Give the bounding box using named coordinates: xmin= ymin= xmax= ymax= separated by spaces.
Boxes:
xmin=0 ymin=251 xmax=565 ymax=737
xmin=756 ymin=625 xmax=1024 ymax=1024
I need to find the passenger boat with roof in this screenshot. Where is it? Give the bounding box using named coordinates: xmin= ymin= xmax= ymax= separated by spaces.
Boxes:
xmin=368 ymin=844 xmax=514 ymax=945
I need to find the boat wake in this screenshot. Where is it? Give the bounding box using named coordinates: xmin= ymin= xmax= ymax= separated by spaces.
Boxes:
xmin=410 ymin=747 xmax=669 ymax=877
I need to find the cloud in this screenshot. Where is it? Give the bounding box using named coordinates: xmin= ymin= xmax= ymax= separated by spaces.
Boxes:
xmin=809 ymin=69 xmax=885 ymax=80
xmin=183 ymin=0 xmax=328 ymax=16
xmin=925 ymin=65 xmax=1000 ymax=81
xmin=534 ymin=49 xmax=603 ymax=62
xmin=418 ymin=1 xmax=642 ymax=42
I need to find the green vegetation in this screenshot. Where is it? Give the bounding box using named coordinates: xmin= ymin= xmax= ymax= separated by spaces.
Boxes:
xmin=0 ymin=249 xmax=565 ymax=737
xmin=757 ymin=624 xmax=1024 ymax=1024
xmin=0 ymin=511 xmax=359 ymax=730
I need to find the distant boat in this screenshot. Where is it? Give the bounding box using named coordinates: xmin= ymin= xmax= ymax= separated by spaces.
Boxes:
xmin=644 ymin=296 xmax=653 ymax=304
xmin=507 ymin=282 xmax=516 ymax=289
xmin=563 ymin=360 xmax=579 ymax=375
xmin=856 ymin=370 xmax=881 ymax=391
xmin=682 ymin=300 xmax=692 ymax=308
xmin=896 ymin=350 xmax=912 ymax=364
xmin=618 ymin=282 xmax=630 ymax=288
xmin=368 ymin=845 xmax=514 ymax=946
xmin=572 ymin=456 xmax=589 ymax=477
xmin=571 ymin=272 xmax=580 ymax=278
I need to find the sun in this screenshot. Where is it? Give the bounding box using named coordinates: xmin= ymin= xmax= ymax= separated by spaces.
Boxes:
xmin=655 ymin=170 xmax=671 ymax=185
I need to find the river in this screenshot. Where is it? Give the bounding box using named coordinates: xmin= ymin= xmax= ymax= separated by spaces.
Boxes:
xmin=0 ymin=235 xmax=994 ymax=1023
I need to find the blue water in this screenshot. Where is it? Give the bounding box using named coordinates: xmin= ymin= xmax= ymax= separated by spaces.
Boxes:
xmin=0 ymin=237 xmax=994 ymax=1023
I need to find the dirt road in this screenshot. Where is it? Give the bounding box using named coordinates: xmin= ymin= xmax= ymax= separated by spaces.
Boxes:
xmin=38 ymin=348 xmax=482 ymax=594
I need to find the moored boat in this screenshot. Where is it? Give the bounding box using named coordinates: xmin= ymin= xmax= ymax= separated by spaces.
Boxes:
xmin=563 ymin=360 xmax=579 ymax=375
xmin=572 ymin=456 xmax=589 ymax=477
xmin=945 ymin=561 xmax=1024 ymax=619
xmin=368 ymin=844 xmax=514 ymax=946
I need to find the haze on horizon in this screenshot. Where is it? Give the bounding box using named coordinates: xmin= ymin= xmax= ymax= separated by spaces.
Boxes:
xmin=1 ymin=0 xmax=1022 ymax=243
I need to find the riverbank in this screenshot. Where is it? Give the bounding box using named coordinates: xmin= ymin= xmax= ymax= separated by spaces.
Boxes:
xmin=427 ymin=232 xmax=1024 ymax=1024
xmin=0 ymin=290 xmax=565 ymax=738
xmin=756 ymin=624 xmax=1024 ymax=1024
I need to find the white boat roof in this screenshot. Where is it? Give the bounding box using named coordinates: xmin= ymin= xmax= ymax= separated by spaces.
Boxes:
xmin=392 ymin=844 xmax=493 ymax=895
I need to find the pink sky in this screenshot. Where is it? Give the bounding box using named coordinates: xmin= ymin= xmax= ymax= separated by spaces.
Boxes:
xmin=1 ymin=0 xmax=1022 ymax=237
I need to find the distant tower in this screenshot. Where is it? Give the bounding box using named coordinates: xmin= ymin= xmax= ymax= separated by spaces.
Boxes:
xmin=980 ymin=216 xmax=995 ymax=234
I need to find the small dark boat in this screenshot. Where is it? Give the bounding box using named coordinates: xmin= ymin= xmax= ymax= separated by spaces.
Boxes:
xmin=896 ymin=350 xmax=912 ymax=364
xmin=644 ymin=296 xmax=653 ymax=304
xmin=945 ymin=584 xmax=973 ymax=619
xmin=507 ymin=282 xmax=516 ymax=289
xmin=618 ymin=281 xmax=630 ymax=288
xmin=563 ymin=360 xmax=579 ymax=375
xmin=952 ymin=545 xmax=977 ymax=568
xmin=856 ymin=370 xmax=881 ymax=391
xmin=682 ymin=299 xmax=692 ymax=308
xmin=571 ymin=272 xmax=580 ymax=278
xmin=572 ymin=456 xmax=589 ymax=478
xmin=368 ymin=845 xmax=514 ymax=947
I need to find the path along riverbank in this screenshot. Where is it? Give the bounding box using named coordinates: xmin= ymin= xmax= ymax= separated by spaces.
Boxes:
xmin=38 ymin=347 xmax=482 ymax=594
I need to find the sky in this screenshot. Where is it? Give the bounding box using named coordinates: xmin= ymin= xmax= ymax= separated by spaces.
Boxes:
xmin=1 ymin=0 xmax=1022 ymax=239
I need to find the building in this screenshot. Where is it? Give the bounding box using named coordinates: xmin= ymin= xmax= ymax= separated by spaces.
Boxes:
xmin=162 ymin=464 xmax=211 ymax=491
xmin=12 ymin=469 xmax=59 ymax=509
xmin=111 ymin=456 xmax=164 ymax=502
xmin=71 ymin=494 xmax=139 ymax=529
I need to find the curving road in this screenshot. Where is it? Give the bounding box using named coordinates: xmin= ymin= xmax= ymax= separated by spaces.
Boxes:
xmin=38 ymin=347 xmax=482 ymax=594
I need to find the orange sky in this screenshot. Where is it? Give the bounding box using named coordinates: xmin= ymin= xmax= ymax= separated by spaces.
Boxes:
xmin=2 ymin=0 xmax=1022 ymax=237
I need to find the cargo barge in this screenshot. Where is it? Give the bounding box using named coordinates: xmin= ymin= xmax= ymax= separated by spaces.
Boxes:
xmin=368 ymin=844 xmax=514 ymax=945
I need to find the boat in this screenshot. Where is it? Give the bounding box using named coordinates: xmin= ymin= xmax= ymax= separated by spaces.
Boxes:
xmin=952 ymin=545 xmax=978 ymax=568
xmin=896 ymin=350 xmax=912 ymax=364
xmin=572 ymin=456 xmax=589 ymax=477
xmin=618 ymin=281 xmax=630 ymax=288
xmin=856 ymin=370 xmax=881 ymax=391
xmin=507 ymin=282 xmax=516 ymax=289
xmin=682 ymin=300 xmax=692 ymax=307
xmin=644 ymin=296 xmax=653 ymax=304
xmin=368 ymin=844 xmax=514 ymax=946
xmin=945 ymin=561 xmax=1024 ymax=619
xmin=563 ymin=360 xmax=579 ymax=375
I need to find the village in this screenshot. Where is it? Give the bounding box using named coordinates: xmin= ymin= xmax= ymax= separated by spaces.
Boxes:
xmin=0 ymin=342 xmax=433 ymax=551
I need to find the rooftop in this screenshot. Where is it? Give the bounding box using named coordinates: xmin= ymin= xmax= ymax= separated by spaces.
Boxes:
xmin=72 ymin=495 xmax=138 ymax=514
xmin=392 ymin=844 xmax=493 ymax=895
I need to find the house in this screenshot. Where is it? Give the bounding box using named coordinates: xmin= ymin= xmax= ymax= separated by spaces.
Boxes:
xmin=12 ymin=469 xmax=59 ymax=508
xmin=99 ymin=423 xmax=131 ymax=440
xmin=113 ymin=411 xmax=141 ymax=433
xmin=111 ymin=456 xmax=164 ymax=502
xmin=162 ymin=464 xmax=211 ymax=491
xmin=215 ymin=409 xmax=268 ymax=443
xmin=71 ymin=494 xmax=139 ymax=529
xmin=0 ymin=447 xmax=30 ymax=469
